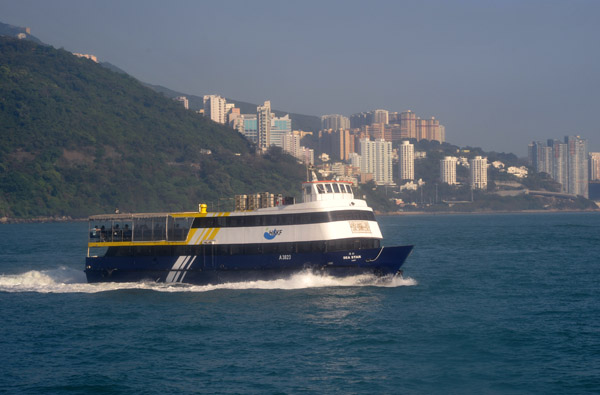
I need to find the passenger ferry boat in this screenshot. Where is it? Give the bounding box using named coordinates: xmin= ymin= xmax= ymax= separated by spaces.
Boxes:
xmin=85 ymin=177 xmax=413 ymax=284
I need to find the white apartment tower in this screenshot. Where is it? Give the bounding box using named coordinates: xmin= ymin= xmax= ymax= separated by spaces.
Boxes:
xmin=470 ymin=156 xmax=488 ymax=190
xmin=590 ymin=152 xmax=600 ymax=181
xmin=360 ymin=139 xmax=394 ymax=185
xmin=203 ymin=95 xmax=228 ymax=124
xmin=440 ymin=156 xmax=458 ymax=185
xmin=257 ymin=101 xmax=272 ymax=149
xmin=566 ymin=135 xmax=588 ymax=198
xmin=398 ymin=141 xmax=415 ymax=181
xmin=282 ymin=132 xmax=301 ymax=158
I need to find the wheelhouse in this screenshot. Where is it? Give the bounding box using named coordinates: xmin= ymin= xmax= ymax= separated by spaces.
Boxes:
xmin=302 ymin=180 xmax=354 ymax=203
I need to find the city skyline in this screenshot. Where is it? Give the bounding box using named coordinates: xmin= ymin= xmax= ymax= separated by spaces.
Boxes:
xmin=529 ymin=136 xmax=589 ymax=198
xmin=1 ymin=1 xmax=599 ymax=156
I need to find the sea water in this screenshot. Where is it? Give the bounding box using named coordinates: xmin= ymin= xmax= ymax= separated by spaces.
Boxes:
xmin=0 ymin=213 xmax=598 ymax=394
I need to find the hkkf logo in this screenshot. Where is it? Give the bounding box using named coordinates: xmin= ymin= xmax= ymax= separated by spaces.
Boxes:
xmin=263 ymin=228 xmax=283 ymax=240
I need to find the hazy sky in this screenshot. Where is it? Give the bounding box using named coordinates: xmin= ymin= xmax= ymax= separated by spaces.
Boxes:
xmin=2 ymin=0 xmax=599 ymax=155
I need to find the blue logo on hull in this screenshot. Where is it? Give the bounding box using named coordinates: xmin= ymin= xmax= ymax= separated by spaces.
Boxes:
xmin=264 ymin=228 xmax=282 ymax=240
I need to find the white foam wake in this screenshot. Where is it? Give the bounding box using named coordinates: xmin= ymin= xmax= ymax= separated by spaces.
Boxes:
xmin=0 ymin=267 xmax=417 ymax=294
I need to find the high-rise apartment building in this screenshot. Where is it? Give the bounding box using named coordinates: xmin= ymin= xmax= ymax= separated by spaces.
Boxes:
xmin=350 ymin=112 xmax=370 ymax=129
xmin=528 ymin=141 xmax=553 ymax=175
xmin=282 ymin=132 xmax=301 ymax=158
xmin=400 ymin=110 xmax=417 ymax=140
xmin=360 ymin=139 xmax=394 ymax=185
xmin=233 ymin=110 xmax=291 ymax=148
xmin=399 ymin=111 xmax=444 ymax=142
xmin=440 ymin=156 xmax=458 ymax=185
xmin=203 ymin=95 xmax=228 ymax=124
xmin=235 ymin=114 xmax=258 ymax=143
xmin=565 ymin=135 xmax=588 ymax=198
xmin=360 ymin=139 xmax=376 ymax=181
xmin=174 ymin=96 xmax=189 ymax=109
xmin=270 ymin=115 xmax=292 ymax=148
xmin=361 ymin=123 xmax=392 ymax=141
xmin=349 ymin=152 xmax=361 ymax=169
xmin=549 ymin=139 xmax=568 ymax=193
xmin=257 ymin=101 xmax=272 ymax=150
xmin=375 ymin=139 xmax=393 ymax=185
xmin=470 ymin=156 xmax=488 ymax=190
xmin=529 ymin=137 xmax=589 ymax=197
xmin=398 ymin=141 xmax=414 ymax=181
xmin=388 ymin=112 xmax=400 ymax=124
xmin=319 ymin=129 xmax=354 ymax=161
xmin=416 ymin=117 xmax=444 ymax=142
xmin=590 ymin=152 xmax=600 ymax=181
xmin=373 ymin=109 xmax=389 ymax=125
xmin=321 ymin=114 xmax=350 ymax=131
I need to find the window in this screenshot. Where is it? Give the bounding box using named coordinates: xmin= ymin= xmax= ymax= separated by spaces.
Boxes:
xmin=325 ymin=184 xmax=333 ymax=193
xmin=191 ymin=210 xmax=375 ymax=228
xmin=168 ymin=217 xmax=191 ymax=241
xmin=332 ymin=183 xmax=340 ymax=193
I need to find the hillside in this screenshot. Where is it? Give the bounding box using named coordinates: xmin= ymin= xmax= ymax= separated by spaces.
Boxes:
xmin=0 ymin=22 xmax=43 ymax=44
xmin=147 ymin=84 xmax=321 ymax=132
xmin=0 ymin=37 xmax=306 ymax=219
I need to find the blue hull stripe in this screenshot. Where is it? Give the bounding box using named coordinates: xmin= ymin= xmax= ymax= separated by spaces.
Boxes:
xmin=86 ymin=245 xmax=413 ymax=285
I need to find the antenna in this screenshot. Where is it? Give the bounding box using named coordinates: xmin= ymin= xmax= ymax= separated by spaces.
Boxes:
xmin=308 ymin=164 xmax=318 ymax=182
xmin=306 ymin=162 xmax=309 ymax=182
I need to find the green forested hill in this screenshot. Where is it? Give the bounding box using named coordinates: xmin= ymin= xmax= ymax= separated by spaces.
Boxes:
xmin=0 ymin=37 xmax=305 ymax=219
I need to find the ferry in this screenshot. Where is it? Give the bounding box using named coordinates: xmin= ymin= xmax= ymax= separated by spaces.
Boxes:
xmin=85 ymin=177 xmax=413 ymax=284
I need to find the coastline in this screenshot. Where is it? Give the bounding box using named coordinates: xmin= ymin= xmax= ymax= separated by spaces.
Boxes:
xmin=2 ymin=207 xmax=599 ymax=224
xmin=0 ymin=216 xmax=85 ymax=224
xmin=374 ymin=208 xmax=600 ymax=216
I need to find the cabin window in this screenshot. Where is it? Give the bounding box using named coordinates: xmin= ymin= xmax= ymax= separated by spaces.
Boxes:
xmin=325 ymin=183 xmax=333 ymax=193
xmin=316 ymin=184 xmax=325 ymax=194
xmin=332 ymin=183 xmax=340 ymax=193
xmin=345 ymin=185 xmax=352 ymax=193
xmin=131 ymin=216 xmax=168 ymax=241
xmin=168 ymin=217 xmax=192 ymax=241
xmin=89 ymin=220 xmax=133 ymax=242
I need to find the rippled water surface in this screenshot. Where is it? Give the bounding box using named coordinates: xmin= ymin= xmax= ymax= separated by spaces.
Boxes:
xmin=1 ymin=213 xmax=599 ymax=393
